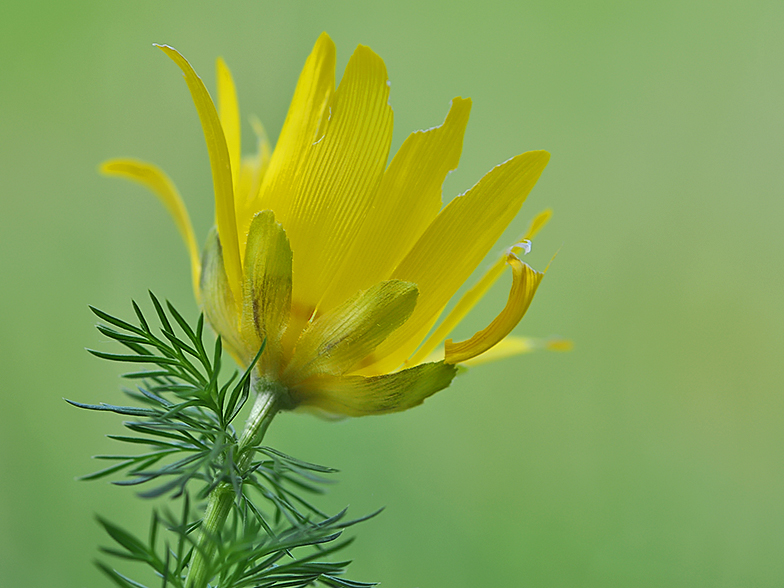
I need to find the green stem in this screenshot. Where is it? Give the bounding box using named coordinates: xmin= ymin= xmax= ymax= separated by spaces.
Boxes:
xmin=185 ymin=376 xmax=285 ymax=588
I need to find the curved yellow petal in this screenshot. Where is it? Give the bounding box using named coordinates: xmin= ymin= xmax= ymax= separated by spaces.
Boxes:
xmin=216 ymin=57 xmax=241 ymax=192
xmin=407 ymin=208 xmax=553 ymax=366
xmin=241 ymin=211 xmax=292 ymax=377
xmin=156 ymin=44 xmax=242 ymax=305
xmin=363 ymin=150 xmax=550 ymax=374
xmin=283 ymin=280 xmax=418 ymax=384
xmin=445 ymin=254 xmax=543 ymax=364
xmin=100 ymin=159 xmax=201 ymax=299
xmin=407 ymin=260 xmax=507 ymax=367
xmin=291 ymin=361 xmax=458 ymax=417
xmin=524 ymin=208 xmax=552 ymax=240
xmin=317 ymin=97 xmax=472 ymax=314
xmin=278 ymin=44 xmax=394 ymax=330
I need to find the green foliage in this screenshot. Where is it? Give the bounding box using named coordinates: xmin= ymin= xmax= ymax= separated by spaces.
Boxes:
xmin=71 ymin=294 xmax=377 ymax=588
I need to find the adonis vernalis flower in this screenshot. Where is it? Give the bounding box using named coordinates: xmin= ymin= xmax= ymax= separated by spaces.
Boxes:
xmin=102 ymin=33 xmax=558 ymax=417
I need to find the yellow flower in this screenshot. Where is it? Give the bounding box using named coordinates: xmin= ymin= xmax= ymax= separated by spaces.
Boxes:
xmin=102 ymin=33 xmax=558 ymax=417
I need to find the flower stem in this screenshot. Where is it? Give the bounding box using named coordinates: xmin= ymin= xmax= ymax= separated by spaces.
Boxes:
xmin=185 ymin=376 xmax=284 ymax=588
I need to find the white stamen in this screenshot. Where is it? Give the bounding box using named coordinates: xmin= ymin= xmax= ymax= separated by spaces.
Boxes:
xmin=509 ymin=240 xmax=532 ymax=256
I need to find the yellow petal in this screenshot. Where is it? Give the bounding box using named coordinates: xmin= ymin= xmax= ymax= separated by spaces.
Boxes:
xmin=241 ymin=211 xmax=292 ymax=376
xmin=317 ymin=97 xmax=472 ymax=314
xmin=363 ymin=150 xmax=550 ymax=374
xmin=255 ymin=32 xmax=336 ymax=227
xmin=524 ymin=208 xmax=552 ymax=240
xmin=249 ymin=116 xmax=272 ymax=187
xmin=100 ymin=159 xmax=201 ymax=299
xmin=421 ymin=336 xmax=571 ymax=366
xmin=291 ymin=361 xmax=458 ymax=416
xmin=406 ymin=260 xmax=507 ymax=367
xmin=445 ymin=254 xmax=543 ymax=364
xmin=276 ymin=44 xmax=394 ymax=330
xmin=407 ymin=208 xmax=553 ymax=366
xmin=283 ymin=281 xmax=418 ymax=384
xmin=546 ymin=338 xmax=574 ymax=351
xmin=462 ymin=336 xmax=573 ymax=364
xmin=200 ymin=229 xmax=244 ymax=363
xmin=156 ymin=44 xmax=242 ymax=305
xmin=459 ymin=336 xmax=538 ymax=366
xmin=234 ymin=118 xmax=273 ymax=243
xmin=216 ymin=57 xmax=241 ymax=192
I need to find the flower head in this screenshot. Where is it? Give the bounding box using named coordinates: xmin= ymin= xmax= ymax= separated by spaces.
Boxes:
xmin=103 ymin=33 xmax=556 ymax=416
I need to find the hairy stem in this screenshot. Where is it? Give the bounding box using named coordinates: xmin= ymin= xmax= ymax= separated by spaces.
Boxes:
xmin=185 ymin=376 xmax=284 ymax=588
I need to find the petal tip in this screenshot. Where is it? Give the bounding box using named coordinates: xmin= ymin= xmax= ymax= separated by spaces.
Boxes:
xmin=547 ymin=338 xmax=573 ymax=352
xmin=98 ymin=160 xmax=116 ymax=175
xmin=351 ymin=43 xmax=388 ymax=71
xmin=313 ymin=32 xmax=337 ymax=58
xmin=449 ymin=96 xmax=473 ymax=116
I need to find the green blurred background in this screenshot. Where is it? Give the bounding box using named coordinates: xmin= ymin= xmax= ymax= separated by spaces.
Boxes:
xmin=1 ymin=0 xmax=782 ymax=586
